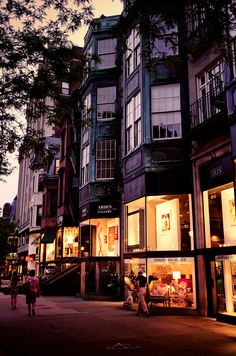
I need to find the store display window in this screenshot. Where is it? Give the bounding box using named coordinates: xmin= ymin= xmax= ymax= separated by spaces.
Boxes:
xmin=147 ymin=194 xmax=193 ymax=251
xmin=63 ymin=227 xmax=79 ymax=258
xmin=80 ymin=218 xmax=120 ymax=257
xmin=125 ymin=198 xmax=145 ymax=252
xmin=124 ymin=258 xmax=146 ymax=294
xmin=45 ymin=243 xmax=55 ymax=261
xmin=124 ymin=194 xmax=193 ymax=252
xmin=124 ymin=257 xmax=196 ymax=309
xmin=56 ymin=228 xmax=63 ymax=258
xmin=203 ymin=182 xmax=236 ymax=248
xmin=147 ymin=257 xmax=196 ymax=308
xmin=216 ymin=255 xmax=236 ymax=316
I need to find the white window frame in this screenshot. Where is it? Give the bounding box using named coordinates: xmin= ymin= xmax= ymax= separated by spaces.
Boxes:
xmin=126 ymin=92 xmax=141 ymax=153
xmin=82 ymin=93 xmax=91 ymax=122
xmin=151 ymin=84 xmax=182 ymax=140
xmin=126 ymin=28 xmax=140 ymax=78
xmin=196 ymin=60 xmax=224 ymax=122
xmin=61 ymin=81 xmax=70 ymax=95
xmin=97 ymin=86 xmax=116 ymax=120
xmin=97 ymin=38 xmax=117 ymax=69
xmin=96 ymin=140 xmax=116 ymax=179
xmin=81 ymin=144 xmax=90 ymax=186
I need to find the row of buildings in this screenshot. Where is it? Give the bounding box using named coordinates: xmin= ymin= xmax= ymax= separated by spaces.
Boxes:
xmin=11 ymin=1 xmax=236 ymax=323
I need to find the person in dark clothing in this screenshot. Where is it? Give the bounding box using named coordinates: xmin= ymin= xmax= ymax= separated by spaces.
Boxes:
xmin=25 ymin=269 xmax=40 ymax=316
xmin=9 ymin=271 xmax=19 ymax=310
xmin=135 ymin=269 xmax=150 ymax=317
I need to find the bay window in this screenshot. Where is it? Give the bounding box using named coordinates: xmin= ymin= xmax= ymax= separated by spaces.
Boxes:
xmin=81 ymin=144 xmax=89 ymax=186
xmin=97 ymin=38 xmax=117 ymax=69
xmin=126 ymin=92 xmax=141 ymax=153
xmin=151 ymin=83 xmax=181 ymax=139
xmin=126 ymin=28 xmax=140 ymax=77
xmin=96 ymin=140 xmax=116 ymax=179
xmin=97 ymin=86 xmax=116 ymax=120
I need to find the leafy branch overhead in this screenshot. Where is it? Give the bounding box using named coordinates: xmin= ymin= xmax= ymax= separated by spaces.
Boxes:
xmin=118 ymin=0 xmax=236 ymax=65
xmin=0 ymin=0 xmax=94 ymax=177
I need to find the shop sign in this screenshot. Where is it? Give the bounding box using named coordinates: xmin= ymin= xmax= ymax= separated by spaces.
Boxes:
xmin=92 ymin=202 xmax=119 ymax=217
xmin=97 ymin=204 xmax=114 ymax=214
xmin=150 ymin=257 xmax=192 ymax=263
xmin=210 ymin=166 xmax=223 ymax=178
xmin=200 ymin=155 xmax=233 ymax=190
xmin=216 ymin=255 xmax=236 ymax=261
xmin=124 ymin=258 xmax=146 ymax=264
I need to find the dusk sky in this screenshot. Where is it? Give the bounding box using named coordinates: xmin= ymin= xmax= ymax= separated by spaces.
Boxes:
xmin=0 ymin=0 xmax=123 ymax=212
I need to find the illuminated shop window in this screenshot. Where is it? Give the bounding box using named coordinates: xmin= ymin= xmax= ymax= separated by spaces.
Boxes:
xmin=216 ymin=255 xmax=236 ymax=316
xmin=63 ymin=227 xmax=79 ymax=257
xmin=56 ymin=228 xmax=63 ymax=258
xmin=147 ymin=257 xmax=196 ymax=309
xmin=203 ymin=182 xmax=236 ymax=248
xmin=46 ymin=243 xmax=55 ymax=261
xmin=125 ymin=197 xmax=145 ymax=252
xmin=125 ymin=194 xmax=193 ymax=253
xmin=147 ymin=194 xmax=193 ymax=251
xmin=124 ymin=257 xmax=196 ymax=309
xmin=80 ymin=218 xmax=120 ymax=257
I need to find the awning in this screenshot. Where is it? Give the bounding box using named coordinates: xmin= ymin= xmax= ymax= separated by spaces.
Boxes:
xmin=31 ymin=235 xmax=41 ymax=245
xmin=41 ymin=231 xmax=56 ymax=244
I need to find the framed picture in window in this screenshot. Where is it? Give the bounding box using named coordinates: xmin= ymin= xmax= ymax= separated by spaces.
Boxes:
xmin=156 ymin=198 xmax=180 ymax=250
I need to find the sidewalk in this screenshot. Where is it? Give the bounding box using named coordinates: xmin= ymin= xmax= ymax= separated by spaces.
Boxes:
xmin=1 ymin=293 xmax=236 ymax=356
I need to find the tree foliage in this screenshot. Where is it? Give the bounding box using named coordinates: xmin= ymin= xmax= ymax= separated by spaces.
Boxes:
xmin=118 ymin=0 xmax=236 ymax=65
xmin=0 ymin=217 xmax=16 ymax=265
xmin=0 ymin=0 xmax=94 ymax=178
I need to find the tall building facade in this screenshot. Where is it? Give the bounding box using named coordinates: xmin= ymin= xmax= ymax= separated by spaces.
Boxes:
xmin=16 ymin=99 xmax=56 ymax=276
xmin=78 ymin=16 xmax=121 ymax=298
xmin=15 ymin=1 xmax=236 ymax=323
xmin=120 ymin=1 xmax=196 ymax=309
xmin=186 ymin=1 xmax=236 ymax=323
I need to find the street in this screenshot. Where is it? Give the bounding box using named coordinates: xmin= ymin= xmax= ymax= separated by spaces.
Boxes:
xmin=0 ymin=293 xmax=236 ymax=356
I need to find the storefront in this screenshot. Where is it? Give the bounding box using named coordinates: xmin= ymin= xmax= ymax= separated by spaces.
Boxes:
xmin=124 ymin=194 xmax=194 ymax=253
xmin=215 ymin=255 xmax=236 ymax=319
xmin=123 ymin=192 xmax=196 ymax=310
xmin=124 ymin=257 xmax=196 ymax=309
xmin=56 ymin=226 xmax=79 ymax=258
xmin=79 ymin=202 xmax=121 ymax=299
xmin=197 ymin=152 xmax=236 ymax=322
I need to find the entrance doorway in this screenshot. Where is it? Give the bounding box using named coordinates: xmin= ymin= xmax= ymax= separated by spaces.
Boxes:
xmin=206 ymin=258 xmax=218 ymax=316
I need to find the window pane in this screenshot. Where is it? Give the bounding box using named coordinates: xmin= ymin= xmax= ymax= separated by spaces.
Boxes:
xmin=97 ymin=54 xmax=116 ymax=68
xmin=151 ymin=84 xmax=181 ymax=139
xmin=96 ymin=140 xmax=116 ymax=179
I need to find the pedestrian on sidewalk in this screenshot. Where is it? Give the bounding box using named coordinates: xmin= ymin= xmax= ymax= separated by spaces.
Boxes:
xmin=135 ymin=269 xmax=150 ymax=317
xmin=9 ymin=271 xmax=19 ymax=310
xmin=25 ymin=269 xmax=40 ymax=316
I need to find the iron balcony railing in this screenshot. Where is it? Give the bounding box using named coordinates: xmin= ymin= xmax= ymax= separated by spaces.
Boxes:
xmin=190 ymin=78 xmax=225 ymax=129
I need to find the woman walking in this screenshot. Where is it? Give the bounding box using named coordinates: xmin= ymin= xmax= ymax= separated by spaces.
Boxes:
xmin=25 ymin=269 xmax=40 ymax=316
xmin=9 ymin=271 xmax=19 ymax=310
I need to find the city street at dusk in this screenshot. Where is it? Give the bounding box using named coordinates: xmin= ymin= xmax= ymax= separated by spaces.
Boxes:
xmin=0 ymin=293 xmax=236 ymax=356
